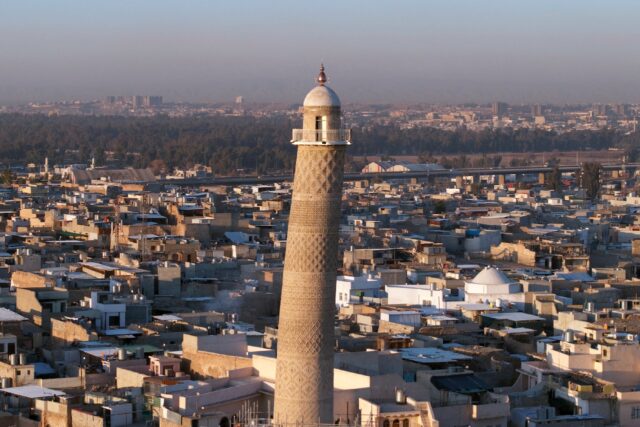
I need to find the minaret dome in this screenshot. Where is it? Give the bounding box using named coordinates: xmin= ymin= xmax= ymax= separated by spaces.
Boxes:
xmin=303 ymin=65 xmax=341 ymax=108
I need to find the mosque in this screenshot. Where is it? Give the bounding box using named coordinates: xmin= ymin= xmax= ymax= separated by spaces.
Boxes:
xmin=464 ymin=266 xmax=525 ymax=309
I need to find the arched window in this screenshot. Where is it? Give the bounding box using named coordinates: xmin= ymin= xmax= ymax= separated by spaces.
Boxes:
xmin=392 ymin=419 xmax=400 ymax=427
xmin=219 ymin=417 xmax=230 ymax=427
xmin=383 ymin=420 xmax=390 ymax=427
xmin=402 ymin=419 xmax=409 ymax=427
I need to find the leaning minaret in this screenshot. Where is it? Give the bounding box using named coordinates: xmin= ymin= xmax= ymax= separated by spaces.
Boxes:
xmin=274 ymin=65 xmax=350 ymax=425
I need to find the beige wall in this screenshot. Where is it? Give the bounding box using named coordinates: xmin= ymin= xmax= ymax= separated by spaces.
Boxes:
xmin=491 ymin=242 xmax=536 ymax=266
xmin=183 ymin=349 xmax=252 ymax=379
xmin=116 ymin=366 xmax=149 ymax=389
xmin=38 ymin=377 xmax=82 ymax=389
xmin=35 ymin=399 xmax=69 ymax=427
xmin=334 ymin=369 xmax=372 ymax=390
xmin=252 ymin=354 xmax=276 ymax=381
xmin=11 ymin=271 xmax=53 ymax=289
xmin=16 ymin=288 xmax=44 ymax=326
xmin=378 ymin=320 xmax=415 ymax=335
xmin=51 ymin=318 xmax=96 ymax=346
xmin=71 ymin=409 xmax=103 ymax=427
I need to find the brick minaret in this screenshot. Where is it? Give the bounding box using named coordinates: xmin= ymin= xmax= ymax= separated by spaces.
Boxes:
xmin=274 ymin=65 xmax=350 ymax=424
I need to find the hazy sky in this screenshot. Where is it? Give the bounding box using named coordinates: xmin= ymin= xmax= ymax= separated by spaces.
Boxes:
xmin=1 ymin=0 xmax=639 ymax=105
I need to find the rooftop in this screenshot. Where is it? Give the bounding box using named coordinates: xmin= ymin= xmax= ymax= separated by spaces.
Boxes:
xmin=399 ymin=347 xmax=472 ymax=364
xmin=0 ymin=385 xmax=65 ymax=399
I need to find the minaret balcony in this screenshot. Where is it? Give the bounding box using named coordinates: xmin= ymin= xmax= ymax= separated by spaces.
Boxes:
xmin=291 ymin=129 xmax=351 ymax=146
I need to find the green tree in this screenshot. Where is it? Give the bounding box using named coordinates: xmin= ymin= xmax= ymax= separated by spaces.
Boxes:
xmin=547 ymin=166 xmax=563 ymax=192
xmin=433 ymin=200 xmax=447 ymax=214
xmin=581 ymin=162 xmax=601 ymax=200
xmin=0 ymin=169 xmax=12 ymax=185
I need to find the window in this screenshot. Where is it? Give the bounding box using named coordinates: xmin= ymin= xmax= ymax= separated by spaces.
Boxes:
xmin=402 ymin=420 xmax=409 ymax=427
xmin=392 ymin=420 xmax=400 ymax=427
xmin=315 ymin=116 xmax=327 ymax=141
xmin=383 ymin=421 xmax=390 ymax=427
xmin=632 ymin=406 xmax=640 ymax=419
xmin=16 ymin=370 xmax=20 ymax=375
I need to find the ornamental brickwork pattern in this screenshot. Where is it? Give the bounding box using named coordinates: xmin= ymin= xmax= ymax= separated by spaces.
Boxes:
xmin=274 ymin=144 xmax=346 ymax=425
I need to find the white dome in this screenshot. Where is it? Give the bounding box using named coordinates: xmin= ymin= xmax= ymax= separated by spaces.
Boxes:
xmin=303 ymin=85 xmax=341 ymax=108
xmin=468 ymin=267 xmax=514 ymax=286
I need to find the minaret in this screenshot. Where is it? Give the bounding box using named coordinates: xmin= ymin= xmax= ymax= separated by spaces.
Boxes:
xmin=274 ymin=65 xmax=350 ymax=425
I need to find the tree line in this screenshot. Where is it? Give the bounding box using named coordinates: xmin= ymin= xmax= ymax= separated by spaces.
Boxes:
xmin=0 ymin=114 xmax=631 ymax=175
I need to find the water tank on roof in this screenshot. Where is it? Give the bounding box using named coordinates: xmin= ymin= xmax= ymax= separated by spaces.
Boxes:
xmin=395 ymin=388 xmax=406 ymax=404
xmin=18 ymin=354 xmax=26 ymax=365
xmin=117 ymin=348 xmax=127 ymax=361
xmin=9 ymin=354 xmax=17 ymax=366
xmin=465 ymin=229 xmax=480 ymax=238
xmin=563 ymin=330 xmax=575 ymax=343
xmin=1 ymin=378 xmax=12 ymax=388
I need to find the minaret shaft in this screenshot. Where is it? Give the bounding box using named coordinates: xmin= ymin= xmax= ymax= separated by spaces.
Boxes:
xmin=274 ymin=66 xmax=348 ymax=425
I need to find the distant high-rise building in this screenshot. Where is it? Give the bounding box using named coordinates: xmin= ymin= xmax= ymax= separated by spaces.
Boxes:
xmin=144 ymin=96 xmax=163 ymax=107
xmin=235 ymin=96 xmax=244 ymax=105
xmin=128 ymin=95 xmax=162 ymax=108
xmin=274 ymin=65 xmax=350 ymax=425
xmin=612 ymin=104 xmax=629 ymax=117
xmin=492 ymin=101 xmax=508 ymax=117
xmin=531 ymin=104 xmax=543 ymax=117
xmin=592 ymin=103 xmax=609 ymax=116
xmin=132 ymin=95 xmax=145 ymax=108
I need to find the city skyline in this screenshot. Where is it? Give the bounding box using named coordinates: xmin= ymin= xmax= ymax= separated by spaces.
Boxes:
xmin=1 ymin=0 xmax=640 ymax=105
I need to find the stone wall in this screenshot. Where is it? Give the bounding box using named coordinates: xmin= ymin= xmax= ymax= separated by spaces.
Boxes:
xmin=491 ymin=242 xmax=536 ymax=266
xmin=71 ymin=409 xmax=103 ymax=427
xmin=51 ymin=318 xmax=95 ymax=346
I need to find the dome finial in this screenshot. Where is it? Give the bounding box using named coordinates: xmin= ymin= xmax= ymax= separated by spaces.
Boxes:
xmin=317 ymin=64 xmax=327 ymax=86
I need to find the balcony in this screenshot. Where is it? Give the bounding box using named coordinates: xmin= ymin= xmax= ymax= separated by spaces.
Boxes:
xmin=291 ymin=129 xmax=351 ymax=145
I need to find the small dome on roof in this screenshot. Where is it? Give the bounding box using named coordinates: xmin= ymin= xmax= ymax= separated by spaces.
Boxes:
xmin=303 ymin=64 xmax=341 ymax=107
xmin=469 ymin=267 xmax=514 ymax=286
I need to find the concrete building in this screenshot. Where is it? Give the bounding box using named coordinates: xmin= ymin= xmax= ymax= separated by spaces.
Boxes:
xmin=336 ymin=275 xmax=382 ymax=307
xmin=274 ymin=65 xmax=351 ymax=424
xmin=386 ymin=284 xmax=448 ymax=309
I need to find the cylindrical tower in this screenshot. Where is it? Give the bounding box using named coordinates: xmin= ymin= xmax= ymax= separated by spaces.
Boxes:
xmin=274 ymin=65 xmax=351 ymax=425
